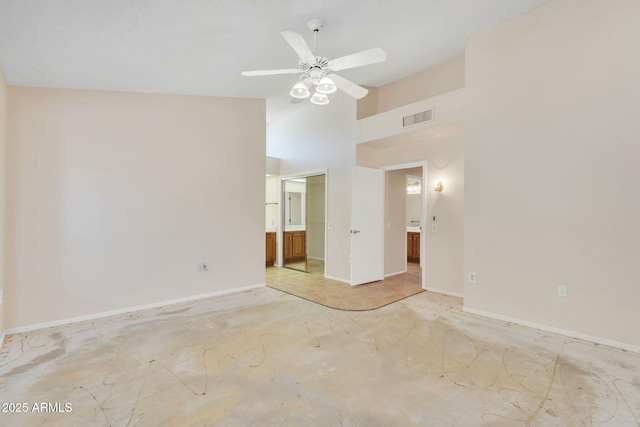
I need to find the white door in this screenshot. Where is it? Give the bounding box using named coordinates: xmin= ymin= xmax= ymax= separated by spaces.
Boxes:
xmin=351 ymin=165 xmax=385 ymax=285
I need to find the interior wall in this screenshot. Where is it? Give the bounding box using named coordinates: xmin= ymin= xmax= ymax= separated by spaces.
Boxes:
xmin=376 ymin=55 xmax=465 ymax=114
xmin=360 ymin=134 xmax=464 ymax=295
xmin=385 ymin=167 xmax=422 ymax=276
xmin=0 ymin=67 xmax=7 ymax=338
xmin=267 ymin=94 xmax=356 ymax=281
xmin=6 ymin=87 xmax=266 ymax=329
xmin=356 ymin=86 xmax=379 ymax=120
xmin=355 ymin=145 xmax=378 ymax=168
xmin=464 ymin=0 xmax=640 ymax=347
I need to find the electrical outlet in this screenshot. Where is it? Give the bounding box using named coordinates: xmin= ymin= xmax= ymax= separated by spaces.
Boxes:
xmin=197 ymin=262 xmax=209 ymax=272
xmin=431 ymin=223 xmax=438 ymax=233
xmin=468 ymin=272 xmax=477 ymax=284
xmin=557 ymin=284 xmax=567 ymax=297
xmin=328 ymin=222 xmax=334 ymax=230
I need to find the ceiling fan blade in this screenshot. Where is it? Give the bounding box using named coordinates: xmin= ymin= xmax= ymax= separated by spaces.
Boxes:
xmin=281 ymin=31 xmax=316 ymax=64
xmin=328 ymin=47 xmax=386 ymax=71
xmin=327 ymin=73 xmax=369 ymax=99
xmin=241 ymin=68 xmax=301 ymax=77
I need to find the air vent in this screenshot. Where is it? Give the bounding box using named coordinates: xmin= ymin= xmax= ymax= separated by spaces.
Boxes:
xmin=403 ymin=109 xmax=433 ymax=127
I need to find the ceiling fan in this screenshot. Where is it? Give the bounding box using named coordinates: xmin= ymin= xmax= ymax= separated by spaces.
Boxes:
xmin=241 ymin=19 xmax=386 ymax=105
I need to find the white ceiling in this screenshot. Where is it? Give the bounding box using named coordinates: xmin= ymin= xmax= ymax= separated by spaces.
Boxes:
xmin=0 ymin=0 xmax=551 ymax=116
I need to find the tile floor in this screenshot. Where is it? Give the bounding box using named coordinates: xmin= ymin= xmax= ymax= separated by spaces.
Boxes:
xmin=1 ymin=285 xmax=639 ymax=426
xmin=267 ymin=264 xmax=423 ymax=310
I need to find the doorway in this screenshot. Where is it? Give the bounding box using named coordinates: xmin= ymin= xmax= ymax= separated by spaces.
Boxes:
xmin=380 ymin=162 xmax=427 ymax=290
xmin=281 ymin=173 xmax=326 ymax=275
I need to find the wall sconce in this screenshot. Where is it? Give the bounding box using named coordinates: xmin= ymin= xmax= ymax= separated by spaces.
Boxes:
xmin=407 ymin=181 xmax=421 ymax=195
xmin=434 ymin=181 xmax=444 ymax=193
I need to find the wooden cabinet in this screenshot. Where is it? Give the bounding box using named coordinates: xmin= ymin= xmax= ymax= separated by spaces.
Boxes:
xmin=284 ymin=231 xmax=306 ymax=262
xmin=407 ymin=232 xmax=420 ymax=263
xmin=266 ymin=232 xmax=276 ymax=266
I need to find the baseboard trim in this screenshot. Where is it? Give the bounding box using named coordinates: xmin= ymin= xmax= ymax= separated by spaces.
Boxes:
xmin=4 ymin=283 xmax=265 ymax=337
xmin=385 ymin=270 xmax=406 ymax=278
xmin=325 ymin=275 xmax=350 ymax=284
xmin=425 ymin=287 xmax=463 ymax=298
xmin=307 ymin=256 xmax=325 ymax=261
xmin=462 ymin=306 xmax=640 ymax=354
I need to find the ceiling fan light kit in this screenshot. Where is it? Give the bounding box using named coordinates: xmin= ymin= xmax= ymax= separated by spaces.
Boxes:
xmin=290 ymin=82 xmax=310 ymax=99
xmin=241 ymin=19 xmax=386 ymax=106
xmin=310 ymin=92 xmax=329 ymax=105
xmin=315 ymin=77 xmax=337 ymax=94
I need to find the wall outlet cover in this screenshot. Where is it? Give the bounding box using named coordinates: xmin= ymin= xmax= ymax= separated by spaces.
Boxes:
xmin=468 ymin=272 xmax=477 ymax=283
xmin=557 ymin=284 xmax=567 ymax=297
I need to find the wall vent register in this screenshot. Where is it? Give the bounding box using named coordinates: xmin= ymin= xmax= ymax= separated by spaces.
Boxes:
xmin=403 ymin=109 xmax=433 ymax=127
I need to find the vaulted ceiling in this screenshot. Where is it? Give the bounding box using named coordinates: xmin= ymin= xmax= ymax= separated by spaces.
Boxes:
xmin=0 ymin=0 xmax=551 ymax=114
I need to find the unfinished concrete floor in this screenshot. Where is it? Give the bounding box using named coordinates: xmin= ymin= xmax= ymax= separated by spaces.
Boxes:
xmin=1 ymin=287 xmax=639 ymax=426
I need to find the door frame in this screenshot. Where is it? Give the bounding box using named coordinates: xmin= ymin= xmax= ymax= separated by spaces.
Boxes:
xmin=379 ymin=161 xmax=427 ymax=290
xmin=278 ymin=169 xmax=328 ymax=276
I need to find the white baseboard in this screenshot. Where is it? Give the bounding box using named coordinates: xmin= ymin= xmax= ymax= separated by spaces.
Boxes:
xmin=325 ymin=275 xmax=351 ymax=284
xmin=385 ymin=270 xmax=406 ymax=278
xmin=4 ymin=283 xmax=265 ymax=337
xmin=425 ymin=287 xmax=463 ymax=298
xmin=463 ymin=306 xmax=640 ymax=354
xmin=307 ymin=256 xmax=325 ymax=261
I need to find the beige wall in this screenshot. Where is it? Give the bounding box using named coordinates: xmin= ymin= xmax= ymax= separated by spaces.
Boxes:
xmin=358 ymin=133 xmax=464 ymax=295
xmin=0 ymin=67 xmax=6 ymax=338
xmin=377 ymin=55 xmax=465 ymax=114
xmin=385 ymin=167 xmax=422 ymax=275
xmin=356 ymin=86 xmax=379 ymax=120
xmin=6 ymin=87 xmax=266 ymax=329
xmin=464 ymin=0 xmax=640 ymax=347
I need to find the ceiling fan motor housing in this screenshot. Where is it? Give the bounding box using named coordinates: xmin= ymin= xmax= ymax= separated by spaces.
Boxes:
xmin=298 ymin=57 xmax=330 ymax=84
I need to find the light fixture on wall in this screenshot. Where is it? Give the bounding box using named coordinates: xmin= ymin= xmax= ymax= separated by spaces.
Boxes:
xmin=407 ymin=180 xmax=421 ymax=195
xmin=434 ymin=181 xmax=444 ymax=193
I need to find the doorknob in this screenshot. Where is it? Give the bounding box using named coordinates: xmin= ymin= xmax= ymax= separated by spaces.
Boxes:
xmin=350 ymin=230 xmax=361 ymax=234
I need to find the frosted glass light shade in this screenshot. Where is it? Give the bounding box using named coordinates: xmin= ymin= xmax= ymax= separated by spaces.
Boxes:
xmin=316 ymin=77 xmax=337 ymax=94
xmin=290 ymin=82 xmax=310 ymax=99
xmin=310 ymin=92 xmax=329 ymax=105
